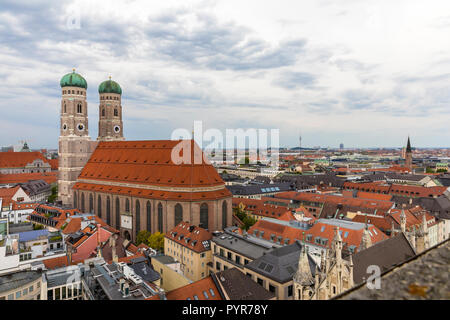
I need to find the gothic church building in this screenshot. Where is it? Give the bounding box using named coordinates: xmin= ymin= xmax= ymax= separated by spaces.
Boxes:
xmin=58 ymin=70 xmax=232 ymax=242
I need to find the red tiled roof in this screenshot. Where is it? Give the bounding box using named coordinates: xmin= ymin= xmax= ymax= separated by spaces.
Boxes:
xmin=248 ymin=218 xmax=387 ymax=253
xmin=0 ymin=186 xmax=21 ymax=198
xmin=274 ymin=191 xmax=394 ymax=211
xmin=77 ymin=140 xmax=225 ymax=188
xmin=0 ymin=152 xmax=50 ymax=168
xmin=165 ymin=221 xmax=212 ymax=253
xmin=47 ymin=158 xmax=59 ymax=170
xmin=43 ymin=255 xmax=73 ymax=270
xmin=165 ymin=276 xmax=222 ymax=300
xmin=232 ymin=198 xmax=292 ymax=219
xmin=127 ymin=244 xmax=139 ymax=254
xmin=343 ymin=182 xmax=447 ymax=197
xmin=0 ymin=172 xmax=57 ymax=184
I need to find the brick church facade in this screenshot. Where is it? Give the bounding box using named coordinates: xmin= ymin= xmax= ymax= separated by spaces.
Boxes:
xmin=58 ymin=70 xmax=232 ymax=241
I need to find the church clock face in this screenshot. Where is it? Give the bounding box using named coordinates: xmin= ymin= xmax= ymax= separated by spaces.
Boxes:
xmin=114 ymin=125 xmax=121 ymax=133
xmin=77 ymin=123 xmax=85 ymax=131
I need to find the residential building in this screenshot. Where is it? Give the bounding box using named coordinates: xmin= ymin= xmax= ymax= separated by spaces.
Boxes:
xmin=164 ymin=222 xmax=212 ymax=282
xmin=0 ymin=270 xmax=46 ymax=300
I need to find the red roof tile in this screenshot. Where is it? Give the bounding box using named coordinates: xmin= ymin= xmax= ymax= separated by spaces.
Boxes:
xmin=165 ymin=276 xmax=222 ymax=300
xmin=165 ymin=221 xmax=212 ymax=253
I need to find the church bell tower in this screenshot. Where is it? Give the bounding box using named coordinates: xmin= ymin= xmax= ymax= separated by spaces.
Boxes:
xmin=58 ymin=69 xmax=92 ymax=206
xmin=97 ymin=77 xmax=124 ymax=141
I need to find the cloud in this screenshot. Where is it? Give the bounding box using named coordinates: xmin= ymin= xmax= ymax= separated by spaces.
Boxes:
xmin=0 ymin=0 xmax=449 ymax=148
xmin=272 ymin=71 xmax=317 ymax=90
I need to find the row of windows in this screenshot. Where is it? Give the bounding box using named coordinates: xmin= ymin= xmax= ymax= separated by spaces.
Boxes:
xmin=63 ymin=90 xmax=85 ymax=95
xmin=100 ymin=108 xmax=119 ymax=117
xmin=100 ymin=95 xmax=119 ymax=100
xmin=1 ymin=282 xmax=40 ymax=300
xmin=214 ymin=244 xmax=249 ymax=267
xmin=47 ymin=284 xmax=82 ymax=300
xmin=75 ymin=192 xmax=229 ymax=235
xmin=63 ymin=103 xmax=83 ymax=114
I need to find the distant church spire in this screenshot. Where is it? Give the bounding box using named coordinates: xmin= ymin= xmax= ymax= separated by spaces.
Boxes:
xmin=406 ymin=136 xmax=412 ymax=153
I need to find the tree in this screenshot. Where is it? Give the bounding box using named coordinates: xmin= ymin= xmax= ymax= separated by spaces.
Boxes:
xmin=148 ymin=232 xmax=165 ymax=251
xmin=241 ymin=215 xmax=256 ymax=231
xmin=136 ymin=230 xmax=151 ymax=246
xmin=47 ymin=185 xmax=58 ymax=203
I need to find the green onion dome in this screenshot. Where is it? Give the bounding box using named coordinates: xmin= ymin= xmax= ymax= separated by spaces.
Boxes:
xmin=98 ymin=78 xmax=122 ymax=95
xmin=60 ymin=69 xmax=88 ymax=89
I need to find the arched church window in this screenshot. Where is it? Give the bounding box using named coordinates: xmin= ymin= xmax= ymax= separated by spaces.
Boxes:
xmin=106 ymin=196 xmax=111 ymax=225
xmin=81 ymin=193 xmax=85 ymax=212
xmin=158 ymin=203 xmax=163 ymax=232
xmin=77 ymin=103 xmax=82 ymax=113
xmin=114 ymin=109 xmax=118 ymax=117
xmin=102 ymin=108 xmax=105 ymax=117
xmin=135 ymin=200 xmax=141 ymax=233
xmin=222 ymin=201 xmax=227 ymax=230
xmin=97 ymin=195 xmax=102 ymax=218
xmin=146 ymin=201 xmax=151 ymax=232
xmin=115 ymin=198 xmax=120 ymax=229
xmin=125 ymin=198 xmax=130 ymax=212
xmin=174 ymin=204 xmax=183 ymax=227
xmin=200 ymin=203 xmax=209 ymax=230
xmin=64 ymin=104 xmax=66 ymax=113
xmin=89 ymin=194 xmax=93 ymax=213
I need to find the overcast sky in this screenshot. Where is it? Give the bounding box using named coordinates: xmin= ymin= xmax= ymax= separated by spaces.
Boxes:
xmin=1 ymin=0 xmax=449 ymax=149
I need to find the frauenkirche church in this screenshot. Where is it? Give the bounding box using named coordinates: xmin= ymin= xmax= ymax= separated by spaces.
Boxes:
xmin=57 ymin=70 xmax=232 ymax=242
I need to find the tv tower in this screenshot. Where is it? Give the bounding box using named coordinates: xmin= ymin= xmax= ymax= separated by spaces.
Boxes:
xmin=299 ymin=132 xmax=302 ymax=149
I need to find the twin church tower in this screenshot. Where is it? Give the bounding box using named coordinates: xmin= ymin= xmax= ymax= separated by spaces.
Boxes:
xmin=58 ymin=69 xmax=125 ymax=206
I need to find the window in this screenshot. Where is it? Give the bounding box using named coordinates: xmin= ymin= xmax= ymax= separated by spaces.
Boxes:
xmin=203 ymin=291 xmax=209 ymax=299
xmin=158 ymin=203 xmax=163 ymax=232
xmin=115 ymin=198 xmax=120 ymax=229
xmin=97 ymin=195 xmax=102 ymax=218
xmin=106 ymin=196 xmax=111 ymax=225
xmin=219 ymin=249 xmax=224 ymax=257
xmin=114 ymin=108 xmax=118 ymax=116
xmin=200 ymin=203 xmax=209 ymax=229
xmin=135 ymin=200 xmax=141 ymax=232
xmin=16 ymin=291 xmax=21 ymax=299
xmin=8 ymin=293 xmax=14 ymax=300
xmin=23 ymin=288 xmax=28 ymax=296
xmin=29 ymin=285 xmax=33 ymax=292
xmin=89 ymin=194 xmax=93 ymax=213
xmin=77 ymin=103 xmax=82 ymax=113
xmin=257 ymin=278 xmax=264 ymax=286
xmin=222 ymin=201 xmax=227 ymax=229
xmin=146 ymin=201 xmax=151 ymax=232
xmin=288 ymin=285 xmax=293 ymax=297
xmin=102 ymin=108 xmax=105 ymax=117
xmin=235 ymin=255 xmax=241 ymax=265
xmin=244 ymin=259 xmax=249 ymax=265
xmin=216 ymin=262 xmax=221 ymax=270
xmin=227 ymin=252 xmax=232 ymax=260
xmin=269 ymin=284 xmax=276 ymax=293
xmin=174 ymin=204 xmax=183 ymax=227
xmin=81 ymin=193 xmax=85 ymax=212
xmin=209 ymin=288 xmax=215 ymax=297
xmin=125 ymin=198 xmax=130 ymax=212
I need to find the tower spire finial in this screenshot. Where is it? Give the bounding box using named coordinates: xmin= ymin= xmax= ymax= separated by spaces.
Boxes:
xmin=109 ymin=75 xmax=112 ymax=80
xmin=72 ymin=68 xmax=76 ymax=72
